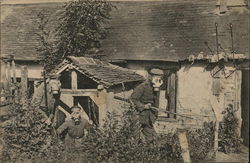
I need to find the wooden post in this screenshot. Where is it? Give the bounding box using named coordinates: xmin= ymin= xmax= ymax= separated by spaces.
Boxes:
xmin=11 ymin=57 xmax=16 ymax=84
xmin=178 ymin=129 xmax=191 ymax=163
xmin=167 ymin=72 xmax=176 ymax=118
xmin=71 ymin=70 xmax=77 ymax=90
xmin=6 ymin=61 xmax=12 ymax=103
xmin=43 ymin=71 xmax=48 ymax=109
xmin=11 ymin=56 xmax=17 ymax=102
xmin=21 ymin=66 xmax=28 ymax=104
xmin=214 ymin=121 xmax=220 ymax=158
xmin=1 ymin=60 xmax=7 ymax=82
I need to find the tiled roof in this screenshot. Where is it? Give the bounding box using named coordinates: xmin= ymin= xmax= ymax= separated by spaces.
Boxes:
xmin=50 ymin=56 xmax=145 ymax=88
xmin=1 ymin=1 xmax=250 ymax=61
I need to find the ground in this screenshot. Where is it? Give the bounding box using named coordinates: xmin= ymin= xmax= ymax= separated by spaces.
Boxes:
xmin=216 ymin=145 xmax=249 ymax=163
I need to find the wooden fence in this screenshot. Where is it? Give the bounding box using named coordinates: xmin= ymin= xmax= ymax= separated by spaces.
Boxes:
xmin=0 ymin=55 xmax=28 ymax=107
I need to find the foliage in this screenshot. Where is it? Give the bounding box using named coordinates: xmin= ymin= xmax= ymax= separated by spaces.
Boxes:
xmin=3 ymin=102 xmax=242 ymax=162
xmin=1 ymin=101 xmax=55 ymax=161
xmin=36 ymin=0 xmax=114 ymax=72
xmin=187 ymin=121 xmax=216 ymax=162
xmin=219 ymin=104 xmax=241 ymax=153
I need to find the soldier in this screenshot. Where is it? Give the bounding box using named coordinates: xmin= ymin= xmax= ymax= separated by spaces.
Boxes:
xmin=31 ymin=73 xmax=61 ymax=125
xmin=56 ymin=106 xmax=91 ymax=149
xmin=130 ymin=68 xmax=164 ymax=142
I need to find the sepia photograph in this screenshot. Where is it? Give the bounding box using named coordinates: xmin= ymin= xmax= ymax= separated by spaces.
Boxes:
xmin=0 ymin=0 xmax=249 ymax=162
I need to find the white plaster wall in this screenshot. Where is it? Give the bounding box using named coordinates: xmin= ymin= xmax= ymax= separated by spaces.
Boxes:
xmin=15 ymin=63 xmax=43 ymax=79
xmin=176 ymin=63 xmax=242 ymax=130
xmin=0 ymin=61 xmax=43 ymax=80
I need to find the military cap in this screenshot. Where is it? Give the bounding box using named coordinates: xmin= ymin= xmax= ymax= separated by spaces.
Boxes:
xmin=149 ymin=68 xmax=164 ymax=76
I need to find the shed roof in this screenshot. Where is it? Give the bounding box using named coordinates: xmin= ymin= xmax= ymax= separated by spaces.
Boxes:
xmin=50 ymin=56 xmax=144 ymax=88
xmin=1 ymin=0 xmax=249 ymax=61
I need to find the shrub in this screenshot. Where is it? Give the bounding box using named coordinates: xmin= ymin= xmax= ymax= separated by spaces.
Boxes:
xmin=4 ymin=101 xmax=240 ymax=162
xmin=2 ymin=102 xmax=54 ymax=161
xmin=219 ymin=104 xmax=241 ymax=153
xmin=187 ymin=121 xmax=215 ymax=162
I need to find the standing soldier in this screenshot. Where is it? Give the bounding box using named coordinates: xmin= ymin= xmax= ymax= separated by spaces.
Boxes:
xmin=31 ymin=73 xmax=61 ymax=125
xmin=130 ymin=68 xmax=164 ymax=142
xmin=57 ymin=106 xmax=91 ymax=149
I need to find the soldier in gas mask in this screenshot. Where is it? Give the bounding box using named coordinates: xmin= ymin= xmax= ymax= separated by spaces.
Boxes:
xmin=31 ymin=74 xmax=61 ymax=125
xmin=130 ymin=68 xmax=164 ymax=142
xmin=56 ymin=106 xmax=91 ymax=149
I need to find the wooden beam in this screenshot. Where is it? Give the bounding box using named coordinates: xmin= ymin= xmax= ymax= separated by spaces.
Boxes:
xmin=71 ymin=70 xmax=77 ymax=90
xmin=11 ymin=59 xmax=16 ymax=83
xmin=20 ymin=66 xmax=28 ymax=104
xmin=6 ymin=61 xmax=11 ymax=84
xmin=1 ymin=60 xmax=7 ymax=82
xmin=167 ymin=73 xmax=177 ymax=118
xmin=178 ymin=130 xmax=191 ymax=163
xmin=61 ymin=89 xmax=98 ymax=96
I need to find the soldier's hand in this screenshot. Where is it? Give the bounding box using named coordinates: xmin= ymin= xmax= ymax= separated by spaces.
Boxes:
xmin=144 ymin=103 xmax=152 ymax=109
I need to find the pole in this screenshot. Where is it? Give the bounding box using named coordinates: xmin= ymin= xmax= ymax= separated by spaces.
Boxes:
xmin=43 ymin=71 xmax=48 ymax=109
xmin=215 ymin=23 xmax=219 ymax=55
xmin=230 ymin=23 xmax=235 ymax=65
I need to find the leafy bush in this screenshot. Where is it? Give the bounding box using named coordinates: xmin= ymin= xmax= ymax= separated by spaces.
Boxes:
xmin=219 ymin=104 xmax=241 ymax=153
xmin=2 ymin=102 xmax=54 ymax=161
xmin=187 ymin=122 xmax=215 ymax=162
xmin=5 ymin=102 xmax=243 ymax=162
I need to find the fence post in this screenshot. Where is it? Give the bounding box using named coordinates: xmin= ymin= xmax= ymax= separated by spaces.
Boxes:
xmin=178 ymin=129 xmax=191 ymax=163
xmin=12 ymin=57 xmax=17 ymax=102
xmin=5 ymin=58 xmax=11 ymax=103
xmin=21 ymin=66 xmax=28 ymax=104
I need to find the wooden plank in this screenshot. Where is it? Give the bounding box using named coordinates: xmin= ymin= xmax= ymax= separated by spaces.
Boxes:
xmin=71 ymin=70 xmax=77 ymax=90
xmin=61 ymin=89 xmax=97 ymax=96
xmin=20 ymin=66 xmax=28 ymax=104
xmin=1 ymin=60 xmax=7 ymax=82
xmin=11 ymin=59 xmax=17 ymax=103
xmin=214 ymin=121 xmax=220 ymax=158
xmin=178 ymin=130 xmax=191 ymax=163
xmin=11 ymin=58 xmax=16 ymax=83
xmin=168 ymin=73 xmax=176 ymax=118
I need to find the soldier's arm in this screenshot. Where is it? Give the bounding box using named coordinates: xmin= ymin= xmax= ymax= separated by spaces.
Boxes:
xmin=57 ymin=121 xmax=69 ymax=135
xmin=130 ymin=83 xmax=145 ymax=112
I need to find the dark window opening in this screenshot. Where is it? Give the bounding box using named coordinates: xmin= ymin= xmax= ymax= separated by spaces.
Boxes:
xmin=77 ymin=72 xmax=98 ymax=89
xmin=60 ymin=71 xmax=71 ymax=89
xmin=73 ymin=96 xmax=99 ymax=126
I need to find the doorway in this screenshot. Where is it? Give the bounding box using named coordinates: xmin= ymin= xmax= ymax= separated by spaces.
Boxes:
xmin=241 ymin=70 xmax=249 ymax=146
xmin=73 ymin=96 xmax=99 ymax=126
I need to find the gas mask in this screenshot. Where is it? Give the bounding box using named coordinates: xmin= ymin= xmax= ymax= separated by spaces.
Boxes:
xmin=49 ymin=79 xmax=61 ymax=95
xmin=71 ymin=110 xmax=81 ymax=125
xmin=151 ymin=75 xmax=163 ymax=91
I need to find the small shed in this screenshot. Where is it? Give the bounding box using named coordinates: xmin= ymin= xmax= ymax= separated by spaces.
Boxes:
xmin=49 ymin=56 xmax=144 ymax=126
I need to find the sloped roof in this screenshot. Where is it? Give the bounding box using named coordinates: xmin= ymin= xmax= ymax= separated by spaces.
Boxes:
xmin=1 ymin=0 xmax=250 ymax=61
xmin=50 ymin=56 xmax=144 ymax=88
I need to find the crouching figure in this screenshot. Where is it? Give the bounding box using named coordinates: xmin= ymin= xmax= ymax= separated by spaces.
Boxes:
xmin=57 ymin=106 xmax=91 ymax=149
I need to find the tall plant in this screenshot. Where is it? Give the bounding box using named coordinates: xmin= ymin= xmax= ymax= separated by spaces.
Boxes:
xmin=36 ymin=0 xmax=114 ymax=72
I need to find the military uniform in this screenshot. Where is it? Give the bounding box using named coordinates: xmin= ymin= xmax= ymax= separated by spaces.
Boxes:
xmin=130 ymin=81 xmax=158 ymax=141
xmin=130 ymin=68 xmax=164 ymax=142
xmin=57 ymin=118 xmax=90 ymax=149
